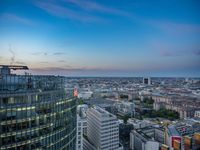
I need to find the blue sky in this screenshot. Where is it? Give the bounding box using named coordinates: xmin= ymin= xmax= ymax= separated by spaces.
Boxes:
xmin=0 ymin=0 xmax=200 ymax=77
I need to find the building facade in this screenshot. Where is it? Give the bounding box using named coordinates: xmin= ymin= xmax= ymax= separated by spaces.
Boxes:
xmin=166 ymin=121 xmax=200 ymax=150
xmin=0 ymin=65 xmax=77 ymax=150
xmin=86 ymin=106 xmax=122 ymax=150
xmin=194 ymin=111 xmax=200 ymax=118
xmin=76 ymin=115 xmax=84 ymax=150
xmin=143 ymin=77 xmax=151 ymax=85
xmin=76 ymin=105 xmax=88 ymax=150
xmin=152 ymin=94 xmax=200 ymax=119
xmin=114 ymin=101 xmax=135 ymax=117
xmin=130 ymin=130 xmax=159 ymax=150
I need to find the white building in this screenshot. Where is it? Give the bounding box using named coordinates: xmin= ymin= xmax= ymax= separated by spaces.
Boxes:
xmin=77 ymin=104 xmax=88 ymax=118
xmin=76 ymin=105 xmax=88 ymax=150
xmin=130 ymin=130 xmax=159 ymax=150
xmin=194 ymin=110 xmax=200 ymax=118
xmin=78 ymin=91 xmax=93 ymax=99
xmin=127 ymin=118 xmax=154 ymax=129
xmin=114 ymin=101 xmax=135 ymax=117
xmin=86 ymin=106 xmax=123 ymax=150
xmin=83 ymin=137 xmax=96 ymax=150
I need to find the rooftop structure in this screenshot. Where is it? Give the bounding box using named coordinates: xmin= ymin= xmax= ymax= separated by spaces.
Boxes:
xmin=0 ymin=65 xmax=28 ymax=75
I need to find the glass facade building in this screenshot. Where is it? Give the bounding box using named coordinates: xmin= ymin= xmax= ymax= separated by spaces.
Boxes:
xmin=0 ymin=66 xmax=76 ymax=150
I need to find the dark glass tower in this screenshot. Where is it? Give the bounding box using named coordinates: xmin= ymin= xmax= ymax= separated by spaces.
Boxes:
xmin=0 ymin=65 xmax=76 ymax=150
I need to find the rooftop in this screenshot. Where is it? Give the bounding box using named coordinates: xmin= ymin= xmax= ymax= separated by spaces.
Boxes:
xmin=0 ymin=65 xmax=66 ymax=95
xmin=92 ymin=106 xmax=116 ymax=118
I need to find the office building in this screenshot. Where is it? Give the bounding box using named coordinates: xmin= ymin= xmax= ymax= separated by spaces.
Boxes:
xmin=114 ymin=101 xmax=135 ymax=117
xmin=130 ymin=129 xmax=159 ymax=150
xmin=143 ymin=77 xmax=151 ymax=85
xmin=0 ymin=65 xmax=77 ymax=150
xmin=86 ymin=106 xmax=122 ymax=150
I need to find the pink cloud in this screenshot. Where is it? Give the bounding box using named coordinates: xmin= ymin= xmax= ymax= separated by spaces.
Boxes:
xmin=193 ymin=50 xmax=200 ymax=55
xmin=159 ymin=50 xmax=180 ymax=57
xmin=148 ymin=20 xmax=200 ymax=35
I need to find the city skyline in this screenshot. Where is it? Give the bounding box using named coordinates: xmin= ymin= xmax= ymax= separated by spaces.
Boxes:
xmin=0 ymin=0 xmax=200 ymax=77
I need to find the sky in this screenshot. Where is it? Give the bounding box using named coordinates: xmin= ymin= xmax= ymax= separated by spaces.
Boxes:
xmin=0 ymin=0 xmax=200 ymax=77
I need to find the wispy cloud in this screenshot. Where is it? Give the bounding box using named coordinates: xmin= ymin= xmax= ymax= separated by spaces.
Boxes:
xmin=30 ymin=67 xmax=109 ymax=74
xmin=35 ymin=1 xmax=103 ymax=23
xmin=58 ymin=60 xmax=66 ymax=62
xmin=65 ymin=0 xmax=129 ymax=16
xmin=150 ymin=39 xmax=200 ymax=57
xmin=30 ymin=52 xmax=66 ymax=56
xmin=1 ymin=13 xmax=36 ymax=26
xmin=30 ymin=52 xmax=48 ymax=56
xmin=30 ymin=52 xmax=43 ymax=55
xmin=30 ymin=66 xmax=82 ymax=75
xmin=39 ymin=61 xmax=49 ymax=64
xmin=34 ymin=0 xmax=129 ymax=23
xmin=148 ymin=20 xmax=200 ymax=35
xmin=193 ymin=50 xmax=200 ymax=56
xmin=14 ymin=61 xmax=26 ymax=65
xmin=53 ymin=52 xmax=66 ymax=55
xmin=150 ymin=40 xmax=182 ymax=57
xmin=159 ymin=50 xmax=181 ymax=57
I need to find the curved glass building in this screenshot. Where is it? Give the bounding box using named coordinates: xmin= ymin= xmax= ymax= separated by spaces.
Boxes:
xmin=0 ymin=65 xmax=76 ymax=150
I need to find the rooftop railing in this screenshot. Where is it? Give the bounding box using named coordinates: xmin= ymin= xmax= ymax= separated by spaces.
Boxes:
xmin=0 ymin=74 xmax=65 ymax=94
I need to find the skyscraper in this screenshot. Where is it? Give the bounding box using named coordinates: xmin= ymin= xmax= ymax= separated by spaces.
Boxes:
xmin=143 ymin=77 xmax=151 ymax=85
xmin=0 ymin=65 xmax=77 ymax=150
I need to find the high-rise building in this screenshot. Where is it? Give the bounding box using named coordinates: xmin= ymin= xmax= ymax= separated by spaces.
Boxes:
xmin=86 ymin=106 xmax=123 ymax=150
xmin=0 ymin=65 xmax=77 ymax=150
xmin=143 ymin=77 xmax=151 ymax=85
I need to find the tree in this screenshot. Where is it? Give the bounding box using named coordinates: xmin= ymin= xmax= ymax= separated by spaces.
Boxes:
xmin=78 ymin=99 xmax=84 ymax=105
xmin=142 ymin=108 xmax=179 ymax=120
xmin=122 ymin=115 xmax=129 ymax=123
